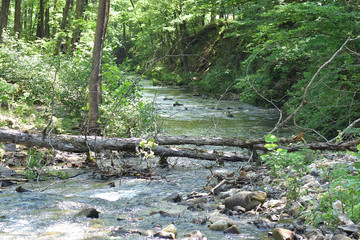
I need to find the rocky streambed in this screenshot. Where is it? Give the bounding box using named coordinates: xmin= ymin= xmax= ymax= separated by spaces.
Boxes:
xmin=0 ymin=145 xmax=359 ymax=240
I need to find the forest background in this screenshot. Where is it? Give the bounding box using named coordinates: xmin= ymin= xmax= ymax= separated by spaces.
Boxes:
xmin=0 ymin=0 xmax=359 ymax=141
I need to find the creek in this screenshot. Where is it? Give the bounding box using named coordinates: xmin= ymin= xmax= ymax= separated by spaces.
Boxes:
xmin=0 ymin=81 xmax=290 ymax=239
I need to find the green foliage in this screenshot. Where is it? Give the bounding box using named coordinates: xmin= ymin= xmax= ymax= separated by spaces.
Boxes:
xmin=262 ymin=134 xmax=314 ymax=177
xmin=262 ymin=134 xmax=314 ymax=201
xmin=232 ymin=2 xmax=360 ymax=138
xmin=305 ymin=161 xmax=360 ymax=226
xmin=347 ymin=144 xmax=360 ymax=160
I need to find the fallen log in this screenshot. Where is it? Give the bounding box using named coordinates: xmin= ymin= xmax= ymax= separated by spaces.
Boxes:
xmin=0 ymin=128 xmax=249 ymax=162
xmin=0 ymin=128 xmax=358 ymax=162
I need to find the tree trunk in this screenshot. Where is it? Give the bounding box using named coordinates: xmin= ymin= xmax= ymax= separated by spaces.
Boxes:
xmin=0 ymin=0 xmax=11 ymax=41
xmin=88 ymin=0 xmax=110 ymax=135
xmin=44 ymin=1 xmax=50 ymax=38
xmin=71 ymin=0 xmax=85 ymax=52
xmin=14 ymin=0 xmax=22 ymax=37
xmin=56 ymin=0 xmax=74 ymax=54
xmin=36 ymin=0 xmax=44 ymax=38
xmin=52 ymin=0 xmax=57 ymax=37
xmin=0 ymin=128 xmax=249 ymax=162
xmin=0 ymin=128 xmax=359 ymax=162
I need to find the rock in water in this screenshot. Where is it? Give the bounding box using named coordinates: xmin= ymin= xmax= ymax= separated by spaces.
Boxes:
xmin=162 ymin=224 xmax=177 ymax=236
xmin=224 ymin=225 xmax=240 ymax=234
xmin=75 ymin=208 xmax=100 ymax=218
xmin=224 ymin=191 xmax=266 ymax=211
xmin=272 ymin=228 xmax=295 ymax=240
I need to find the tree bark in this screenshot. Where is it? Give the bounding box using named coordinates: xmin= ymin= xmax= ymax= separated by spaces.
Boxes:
xmin=44 ymin=1 xmax=50 ymax=38
xmin=0 ymin=128 xmax=359 ymax=162
xmin=0 ymin=128 xmax=249 ymax=162
xmin=71 ymin=0 xmax=85 ymax=52
xmin=36 ymin=0 xmax=45 ymax=38
xmin=88 ymin=0 xmax=110 ymax=135
xmin=0 ymin=0 xmax=11 ymax=41
xmin=14 ymin=0 xmax=22 ymax=37
xmin=56 ymin=0 xmax=74 ymax=54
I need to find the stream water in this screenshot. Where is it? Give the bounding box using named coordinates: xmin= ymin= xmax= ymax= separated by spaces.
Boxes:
xmin=0 ymin=81 xmax=290 ymax=239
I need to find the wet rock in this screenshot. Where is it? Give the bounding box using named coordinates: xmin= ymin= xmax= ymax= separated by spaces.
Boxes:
xmin=173 ymin=101 xmax=183 ymax=106
xmin=1 ymin=180 xmax=15 ymax=187
xmin=110 ymin=227 xmax=141 ymax=237
xmin=219 ymin=188 xmax=238 ymax=199
xmin=143 ymin=229 xmax=156 ymax=237
xmin=208 ymin=215 xmax=233 ymax=231
xmin=224 ymin=225 xmax=240 ymax=234
xmin=154 ymin=230 xmax=175 ymax=239
xmin=182 ymin=230 xmax=206 ymax=240
xmin=163 ymin=97 xmax=173 ymax=100
xmin=209 ymin=219 xmax=228 ymax=231
xmin=224 ymin=191 xmax=266 ymax=211
xmin=233 ymin=205 xmax=246 ymax=213
xmin=165 ymin=193 xmax=183 ymax=203
xmin=209 ymin=215 xmax=233 ymax=225
xmin=75 ymin=208 xmax=100 ymax=218
xmin=305 ymin=228 xmax=325 ymax=240
xmin=331 ymin=234 xmax=352 ymax=240
xmin=162 ymin=224 xmax=177 ymax=236
xmin=15 ymin=186 xmax=30 ymax=192
xmin=191 ymin=217 xmax=207 ymax=225
xmin=0 ymin=165 xmax=15 ymax=177
xmin=186 ymin=197 xmax=207 ymax=205
xmin=254 ymin=219 xmax=276 ymax=230
xmin=272 ymin=228 xmax=296 ymax=240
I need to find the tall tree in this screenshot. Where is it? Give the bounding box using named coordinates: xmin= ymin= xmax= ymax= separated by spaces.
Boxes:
xmin=44 ymin=1 xmax=50 ymax=38
xmin=56 ymin=0 xmax=74 ymax=54
xmin=0 ymin=0 xmax=11 ymax=41
xmin=14 ymin=0 xmax=21 ymax=37
xmin=71 ymin=0 xmax=85 ymax=52
xmin=88 ymin=0 xmax=110 ymax=135
xmin=36 ymin=0 xmax=45 ymax=38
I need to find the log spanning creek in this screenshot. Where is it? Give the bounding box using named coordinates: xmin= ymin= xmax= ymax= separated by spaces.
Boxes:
xmin=0 ymin=81 xmax=290 ymax=239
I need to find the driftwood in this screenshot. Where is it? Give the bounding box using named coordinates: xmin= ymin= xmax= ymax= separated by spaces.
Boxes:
xmin=0 ymin=128 xmax=359 ymax=162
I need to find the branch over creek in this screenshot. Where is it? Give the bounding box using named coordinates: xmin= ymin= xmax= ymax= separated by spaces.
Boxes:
xmin=0 ymin=128 xmax=359 ymax=162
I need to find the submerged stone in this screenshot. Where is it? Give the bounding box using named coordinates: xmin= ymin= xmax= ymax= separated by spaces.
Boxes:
xmin=75 ymin=208 xmax=100 ymax=218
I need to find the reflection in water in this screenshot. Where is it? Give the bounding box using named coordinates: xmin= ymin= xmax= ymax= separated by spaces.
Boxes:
xmin=141 ymin=80 xmax=285 ymax=138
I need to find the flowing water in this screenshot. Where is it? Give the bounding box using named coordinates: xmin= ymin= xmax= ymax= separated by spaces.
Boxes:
xmin=0 ymin=81 xmax=290 ymax=239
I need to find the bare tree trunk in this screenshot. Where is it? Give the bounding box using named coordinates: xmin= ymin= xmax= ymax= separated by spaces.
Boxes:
xmin=0 ymin=0 xmax=11 ymax=41
xmin=71 ymin=0 xmax=85 ymax=52
xmin=36 ymin=0 xmax=44 ymax=38
xmin=44 ymin=1 xmax=50 ymax=38
xmin=56 ymin=0 xmax=74 ymax=54
xmin=88 ymin=0 xmax=110 ymax=135
xmin=14 ymin=0 xmax=22 ymax=37
xmin=52 ymin=0 xmax=57 ymax=37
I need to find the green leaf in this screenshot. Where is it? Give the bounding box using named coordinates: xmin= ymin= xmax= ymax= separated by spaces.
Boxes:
xmin=265 ymin=134 xmax=278 ymax=143
xmin=264 ymin=143 xmax=278 ymax=149
xmin=355 ymin=162 xmax=360 ymax=170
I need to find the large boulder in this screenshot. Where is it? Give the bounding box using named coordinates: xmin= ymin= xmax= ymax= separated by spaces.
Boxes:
xmin=224 ymin=191 xmax=266 ymax=211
